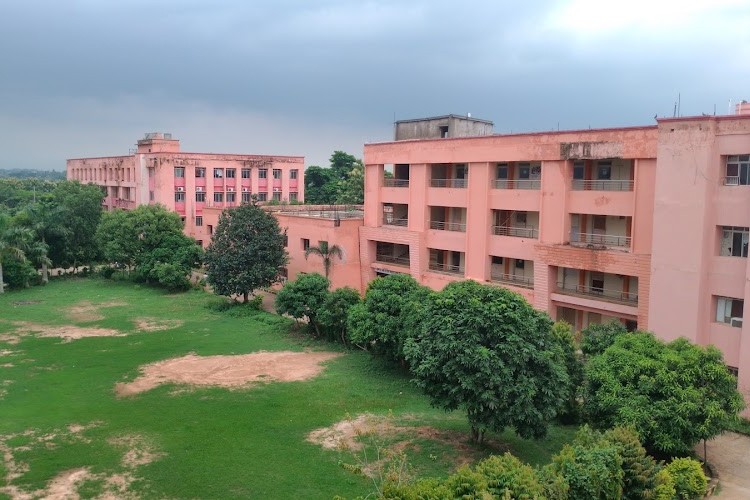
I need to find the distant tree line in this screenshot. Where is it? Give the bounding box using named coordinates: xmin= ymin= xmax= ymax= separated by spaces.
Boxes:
xmin=304 ymin=151 xmax=364 ymax=205
xmin=0 ymin=169 xmax=66 ymax=180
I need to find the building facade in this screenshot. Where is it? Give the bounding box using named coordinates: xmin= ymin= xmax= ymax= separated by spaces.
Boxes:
xmin=360 ymin=111 xmax=750 ymax=409
xmin=67 ymin=133 xmax=304 ymax=246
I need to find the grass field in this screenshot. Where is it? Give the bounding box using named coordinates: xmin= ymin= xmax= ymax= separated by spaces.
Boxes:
xmin=0 ymin=279 xmax=576 ymax=498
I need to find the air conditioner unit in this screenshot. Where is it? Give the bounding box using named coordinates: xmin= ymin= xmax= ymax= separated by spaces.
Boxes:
xmin=196 ymin=186 xmax=204 ymax=192
xmin=242 ymin=187 xmax=249 ymax=192
xmin=273 ymin=187 xmax=281 ymax=192
xmin=177 ymin=186 xmax=185 ymax=192
xmin=227 ymin=187 xmax=235 ymax=192
xmin=730 ymin=317 xmax=743 ymax=328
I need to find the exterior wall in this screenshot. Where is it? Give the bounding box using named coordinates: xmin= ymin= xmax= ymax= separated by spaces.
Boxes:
xmin=67 ymin=134 xmax=304 ymax=248
xmin=649 ymin=115 xmax=750 ymax=412
xmin=394 ymin=115 xmax=494 ymax=141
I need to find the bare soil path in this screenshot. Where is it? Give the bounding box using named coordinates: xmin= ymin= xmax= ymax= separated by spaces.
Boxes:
xmin=696 ymin=432 xmax=750 ymax=498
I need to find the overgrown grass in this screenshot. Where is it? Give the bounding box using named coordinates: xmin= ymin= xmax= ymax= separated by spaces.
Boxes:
xmin=726 ymin=417 xmax=750 ymax=436
xmin=0 ymin=279 xmax=576 ymax=498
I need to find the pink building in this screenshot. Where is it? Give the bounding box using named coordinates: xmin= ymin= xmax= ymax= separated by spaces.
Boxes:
xmin=360 ymin=110 xmax=750 ymax=410
xmin=67 ymin=133 xmax=304 ymax=246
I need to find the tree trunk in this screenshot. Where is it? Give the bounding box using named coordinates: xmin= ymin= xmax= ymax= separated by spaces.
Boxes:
xmin=470 ymin=426 xmax=485 ymax=444
xmin=41 ymin=261 xmax=49 ymax=285
xmin=243 ymin=291 xmax=249 ymax=303
xmin=0 ymin=262 xmax=4 ymax=294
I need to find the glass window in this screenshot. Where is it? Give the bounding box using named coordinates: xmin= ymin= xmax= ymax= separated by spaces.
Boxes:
xmin=213 ymin=168 xmax=224 ymax=178
xmin=272 ymin=192 xmax=281 ymax=201
xmin=196 ymin=191 xmax=206 ymax=202
xmin=721 ymin=226 xmax=749 ymax=257
xmin=302 ymin=238 xmax=310 ymax=251
xmin=259 ymin=169 xmax=267 ymax=179
xmin=257 ymin=192 xmax=267 ymax=201
xmin=175 ymin=191 xmax=185 ymax=202
xmin=241 ymin=192 xmax=251 ymax=203
xmin=214 ymin=192 xmax=224 ymax=202
xmin=195 ymin=216 xmax=203 ymax=227
xmin=290 ymin=169 xmax=298 ymax=180
xmin=716 ymin=296 xmax=744 ymax=325
xmin=226 ymin=192 xmax=236 ymax=203
xmin=226 ymin=168 xmax=236 ymax=178
xmin=573 ymin=162 xmax=585 ymax=180
xmin=174 ymin=167 xmax=185 ymax=178
xmin=496 ymin=164 xmax=508 ymax=179
xmin=726 ymin=155 xmax=750 ymax=185
xmin=289 ymin=192 xmax=298 ymax=202
xmin=273 ymin=169 xmax=282 ymax=179
xmin=196 ymin=167 xmax=206 ymax=178
xmin=241 ymin=168 xmax=251 ymax=178
xmin=597 ymin=161 xmax=612 ymax=180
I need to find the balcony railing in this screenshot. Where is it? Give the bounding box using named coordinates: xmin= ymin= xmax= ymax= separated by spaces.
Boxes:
xmin=570 ymin=232 xmax=631 ymax=248
xmin=491 ymin=272 xmax=534 ymax=289
xmin=383 ymin=217 xmax=408 ymax=227
xmin=430 ymin=178 xmax=467 ymax=188
xmin=492 ymin=226 xmax=538 ymax=238
xmin=557 ymin=281 xmax=638 ymax=304
xmin=429 ymin=220 xmax=466 ymax=232
xmin=428 ymin=262 xmax=464 ymax=275
xmin=571 ymin=179 xmax=634 ymax=191
xmin=375 ymin=254 xmax=411 ymax=267
xmin=384 ymin=178 xmax=410 ymax=187
xmin=493 ymin=179 xmax=540 ymax=190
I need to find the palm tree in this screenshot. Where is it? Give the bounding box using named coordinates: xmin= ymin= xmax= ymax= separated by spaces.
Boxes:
xmin=17 ymin=203 xmax=65 ymax=284
xmin=304 ymin=241 xmax=343 ymax=280
xmin=0 ymin=226 xmax=30 ymax=294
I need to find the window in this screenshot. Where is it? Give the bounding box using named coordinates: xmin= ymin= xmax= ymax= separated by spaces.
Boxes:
xmin=573 ymin=162 xmax=585 ymax=180
xmin=439 ymin=125 xmax=449 ymax=138
xmin=196 ymin=191 xmax=206 ymax=202
xmin=213 ymin=168 xmax=224 ymax=178
xmin=290 ymin=169 xmax=298 ymax=180
xmin=175 ymin=191 xmax=185 ymax=202
xmin=496 ymin=164 xmax=508 ymax=179
xmin=195 ymin=216 xmax=203 ymax=227
xmin=726 ymin=155 xmax=750 ymax=185
xmin=226 ymin=168 xmax=236 ymax=178
xmin=259 ymin=169 xmax=267 ymax=179
xmin=516 ymin=212 xmax=527 ymax=225
xmin=226 ymin=192 xmax=236 ymax=203
xmin=302 ymin=238 xmax=310 ymax=251
xmin=491 ymin=256 xmax=503 ymax=265
xmin=241 ymin=192 xmax=251 ymax=203
xmin=196 ymin=167 xmax=206 ymax=178
xmin=597 ymin=161 xmax=612 ymax=180
xmin=515 ymin=259 xmax=525 ymax=269
xmin=518 ymin=163 xmax=531 ymax=179
xmin=174 ymin=167 xmax=185 ymax=178
xmin=273 ymin=169 xmax=282 ymax=179
xmin=272 ymin=192 xmax=281 ymax=201
xmin=727 ymin=366 xmax=739 ymax=378
xmin=283 ymin=235 xmax=288 ymax=247
xmin=591 ymin=273 xmax=605 ymax=294
xmin=149 ymin=190 xmax=155 ymax=201
xmin=289 ymin=192 xmax=298 ymax=202
xmin=716 ymin=296 xmax=744 ymax=326
xmin=241 ymin=168 xmax=251 ymax=178
xmin=257 ymin=192 xmax=267 ymax=201
xmin=208 ymin=225 xmax=213 ymax=235
xmin=721 ymin=226 xmax=749 ymax=257
xmin=214 ymin=192 xmax=224 ymax=203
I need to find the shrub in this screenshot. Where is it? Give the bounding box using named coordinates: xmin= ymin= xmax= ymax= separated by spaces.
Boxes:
xmin=603 ymin=427 xmax=661 ymax=500
xmin=665 ymin=458 xmax=707 ymax=499
xmin=317 ymin=287 xmax=361 ymax=344
xmin=474 ymin=453 xmax=544 ymax=499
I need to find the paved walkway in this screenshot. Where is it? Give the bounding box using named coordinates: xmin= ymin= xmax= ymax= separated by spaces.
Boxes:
xmin=696 ymin=432 xmax=750 ymax=498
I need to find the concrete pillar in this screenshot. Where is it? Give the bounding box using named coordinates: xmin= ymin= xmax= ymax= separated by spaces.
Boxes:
xmin=465 ymin=162 xmax=491 ymax=281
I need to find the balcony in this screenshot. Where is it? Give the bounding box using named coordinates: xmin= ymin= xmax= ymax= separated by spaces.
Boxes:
xmin=557 ymin=281 xmax=638 ymax=305
xmin=571 ymin=179 xmax=633 ymax=191
xmin=428 ymin=261 xmax=464 ymax=275
xmin=383 ymin=203 xmax=408 ymax=227
xmin=492 ymin=226 xmax=538 ymax=238
xmin=375 ymin=242 xmax=410 ymax=267
xmin=491 ymin=272 xmax=534 ymax=289
xmin=494 ymin=179 xmax=540 ymax=190
xmin=375 ymin=254 xmax=410 ymax=267
xmin=384 ymin=178 xmax=409 ymax=188
xmin=383 ymin=217 xmax=408 ymax=227
xmin=430 ymin=178 xmax=467 ymax=188
xmin=430 ymin=221 xmax=466 ymax=232
xmin=570 ymin=232 xmax=631 ymax=249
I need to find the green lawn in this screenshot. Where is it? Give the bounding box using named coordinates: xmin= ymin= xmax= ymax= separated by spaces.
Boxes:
xmin=0 ymin=279 xmax=576 ymax=498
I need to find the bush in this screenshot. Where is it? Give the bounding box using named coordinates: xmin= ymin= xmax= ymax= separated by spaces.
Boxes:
xmin=318 ymin=287 xmax=361 ymax=344
xmin=665 ymin=458 xmax=707 ymax=499
xmin=98 ymin=266 xmax=116 ymax=279
xmin=474 ymin=453 xmax=544 ymax=499
xmin=2 ymin=256 xmax=37 ymax=289
xmin=153 ymin=262 xmax=191 ymax=292
xmin=275 ymin=273 xmax=330 ymax=337
xmin=603 ymin=427 xmax=661 ymax=500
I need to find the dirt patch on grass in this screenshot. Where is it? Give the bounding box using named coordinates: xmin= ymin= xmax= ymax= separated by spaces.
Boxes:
xmin=115 ymin=350 xmax=342 ymax=397
xmin=9 ymin=322 xmax=124 ymax=343
xmin=66 ymin=300 xmax=127 ymax=323
xmin=0 ymin=423 xmax=159 ymax=499
xmin=134 ymin=317 xmax=184 ymax=332
xmin=308 ymin=414 xmax=480 ymax=475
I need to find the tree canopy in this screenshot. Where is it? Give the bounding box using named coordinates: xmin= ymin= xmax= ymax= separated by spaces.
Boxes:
xmin=275 ymin=272 xmax=330 ymax=336
xmin=304 ymin=151 xmax=364 ymax=205
xmin=404 ymin=280 xmax=570 ymax=443
xmin=204 ymin=203 xmax=287 ymax=302
xmin=583 ymin=331 xmax=745 ymax=455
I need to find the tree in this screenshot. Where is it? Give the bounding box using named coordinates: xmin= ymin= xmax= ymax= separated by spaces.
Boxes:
xmin=404 ymin=280 xmax=569 ymax=443
xmin=335 ymin=159 xmax=364 ymax=204
xmin=0 ymin=216 xmax=31 ymax=293
xmin=204 ymin=203 xmax=287 ymax=302
xmin=14 ymin=201 xmax=68 ymax=284
xmin=347 ymin=274 xmax=431 ymax=362
xmin=50 ymin=181 xmax=104 ymax=268
xmin=552 ymin=320 xmax=585 ymax=423
xmin=304 ymin=166 xmax=337 ymax=204
xmin=580 ymin=320 xmax=628 ymax=357
xmin=97 ymin=205 xmax=202 ymax=291
xmin=583 ymin=331 xmax=745 ymax=455
xmin=304 ymin=240 xmax=342 ymax=279
xmin=318 ymin=287 xmax=361 ymax=343
xmin=275 ymin=273 xmax=330 ymax=336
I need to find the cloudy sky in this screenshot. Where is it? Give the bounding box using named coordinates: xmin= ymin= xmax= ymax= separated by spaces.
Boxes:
xmin=1 ymin=0 xmax=748 ymax=170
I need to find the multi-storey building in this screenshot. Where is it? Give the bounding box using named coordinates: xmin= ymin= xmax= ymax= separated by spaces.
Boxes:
xmin=360 ymin=108 xmax=750 ymax=409
xmin=67 ymin=133 xmax=304 ymax=246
